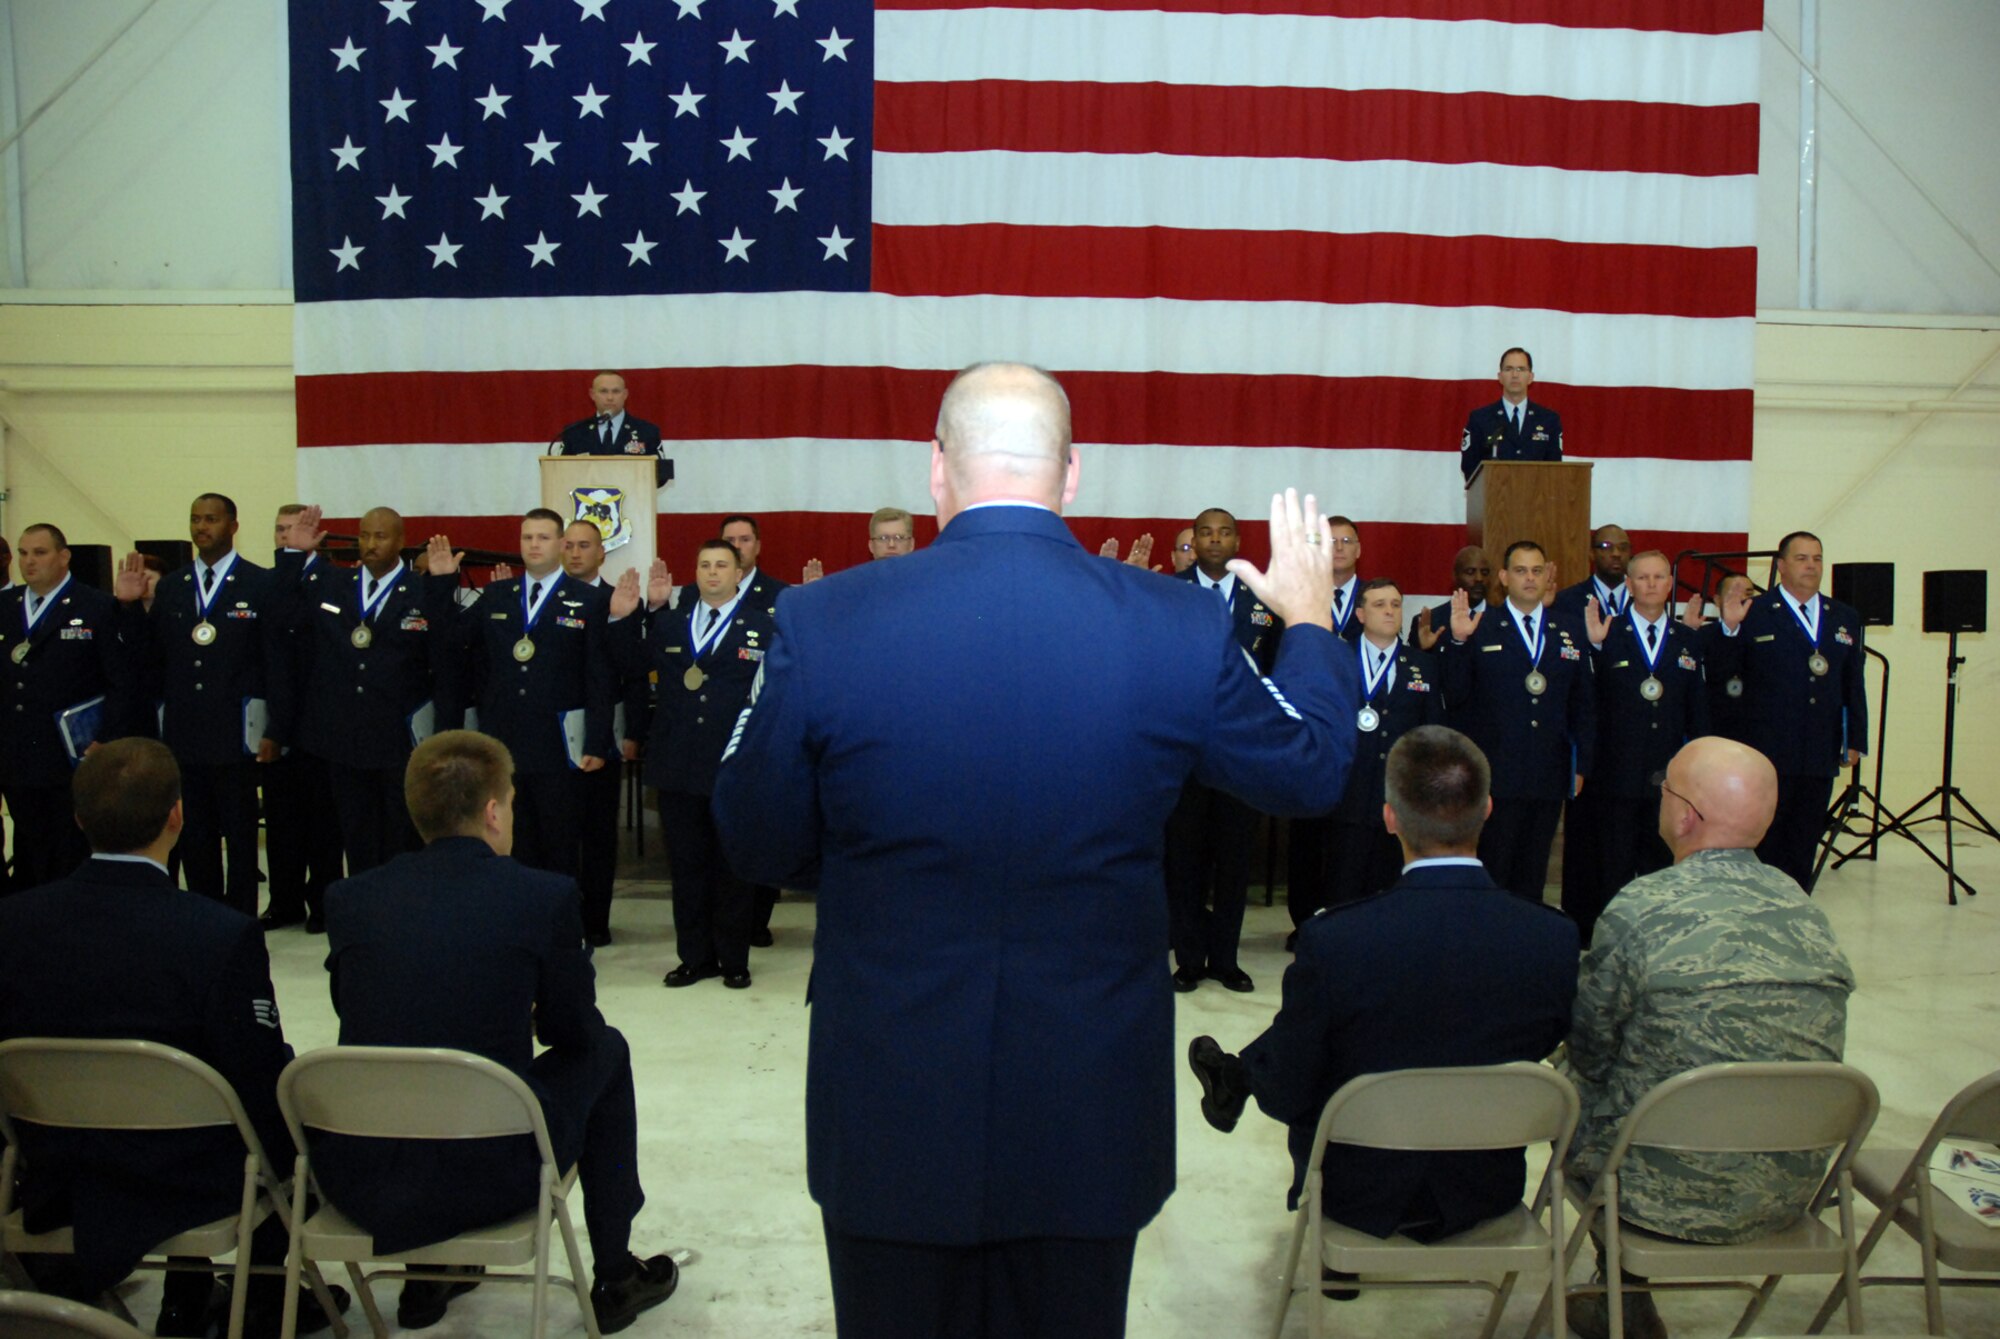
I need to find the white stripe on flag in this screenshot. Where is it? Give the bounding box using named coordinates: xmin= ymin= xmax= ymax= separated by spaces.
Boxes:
xmin=295 ymin=297 xmax=1754 ymax=390
xmin=875 ymin=12 xmax=1760 ymax=107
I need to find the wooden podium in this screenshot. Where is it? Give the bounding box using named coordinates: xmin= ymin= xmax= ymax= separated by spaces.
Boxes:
xmin=539 ymin=456 xmax=660 ymax=586
xmin=1466 ymin=461 xmax=1593 ymax=595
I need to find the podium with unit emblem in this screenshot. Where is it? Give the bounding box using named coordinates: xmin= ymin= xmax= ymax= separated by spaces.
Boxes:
xmin=539 ymin=455 xmax=661 ymax=587
xmin=1466 ymin=460 xmax=1593 ymax=595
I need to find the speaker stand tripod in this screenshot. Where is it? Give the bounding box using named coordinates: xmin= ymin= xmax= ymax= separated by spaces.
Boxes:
xmin=1818 ymin=647 xmax=1892 ymax=883
xmin=1837 ymin=632 xmax=1997 ymax=904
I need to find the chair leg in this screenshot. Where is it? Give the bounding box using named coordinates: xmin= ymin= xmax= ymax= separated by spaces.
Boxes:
xmin=1727 ymin=1275 xmax=1782 ymax=1338
xmin=347 ymin=1262 xmax=388 ymax=1339
xmin=224 ymin=1164 xmax=259 ymax=1339
xmin=1808 ymin=1193 xmax=1897 ymax=1334
xmin=1477 ymin=1273 xmax=1516 ymax=1339
xmin=302 ymin=1264 xmax=348 ymax=1339
xmin=1603 ymin=1190 xmax=1623 ymax=1339
xmin=532 ymin=1191 xmax=554 ymax=1339
xmin=1271 ymin=1205 xmax=1310 ymax=1339
xmin=1917 ymin=1195 xmax=1945 ymax=1335
xmin=554 ymin=1198 xmax=602 ymax=1339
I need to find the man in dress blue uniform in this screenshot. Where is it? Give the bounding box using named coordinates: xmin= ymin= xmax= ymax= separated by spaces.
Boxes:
xmin=0 ymin=524 xmax=134 ymax=890
xmin=116 ymin=493 xmax=294 ymax=918
xmin=1696 ymin=573 xmax=1760 ymax=744
xmin=1285 ymin=521 xmax=1371 ymax=938
xmin=1693 ymin=531 xmax=1866 ymax=892
xmin=1553 ymin=524 xmax=1632 ymax=622
xmin=642 ymin=543 xmax=776 ymax=989
xmin=552 ymin=371 xmax=671 ymax=488
xmin=314 ymin=730 xmax=677 ymax=1334
xmin=0 ymin=739 xmax=347 ymax=1337
xmin=1565 ymin=551 xmax=1710 ymax=944
xmin=428 ymin=510 xmax=635 ymax=879
xmin=1166 ymin=505 xmax=1286 ymax=992
xmin=1189 ymin=726 xmax=1577 ymax=1250
xmin=1409 ymin=545 xmax=1492 ymax=651
xmin=1553 ymin=523 xmax=1633 ymax=933
xmin=713 ymin=362 xmax=1356 ymax=1339
xmin=1460 ymin=347 xmax=1564 ymax=482
xmin=281 ymin=506 xmax=456 ymax=879
xmin=259 ymin=505 xmax=345 ymax=931
xmin=1441 ymin=539 xmax=1596 ymax=900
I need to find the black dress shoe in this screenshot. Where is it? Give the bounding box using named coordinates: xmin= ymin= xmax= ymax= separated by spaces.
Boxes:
xmin=1188 ymin=1035 xmax=1250 ymax=1132
xmin=591 ymin=1253 xmax=679 ymax=1334
xmin=157 ymin=1284 xmax=222 ymax=1337
xmin=586 ymin=928 xmax=613 ymax=947
xmin=259 ymin=909 xmax=306 ymax=932
xmin=1171 ymin=965 xmax=1204 ymax=993
xmin=722 ymin=970 xmax=752 ymax=989
xmin=235 ymin=1282 xmax=351 ymax=1338
xmin=1212 ymin=966 xmax=1255 ymax=992
xmin=304 ymin=912 xmax=326 ymax=935
xmin=749 ymin=926 xmax=774 ymax=947
xmin=663 ymin=961 xmax=720 ymax=988
xmin=396 ymin=1268 xmax=483 ymax=1330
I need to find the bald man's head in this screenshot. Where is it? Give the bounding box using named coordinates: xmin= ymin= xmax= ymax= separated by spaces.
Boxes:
xmin=931 ymin=363 xmax=1074 ymax=516
xmin=357 ymin=507 xmax=406 ymax=577
xmin=1659 ymin=736 xmax=1779 ymax=861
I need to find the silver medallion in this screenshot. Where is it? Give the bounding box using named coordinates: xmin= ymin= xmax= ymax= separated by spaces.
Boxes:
xmin=512 ymin=636 xmax=536 ymax=663
xmin=1808 ymin=652 xmax=1830 ymax=677
xmin=351 ymin=625 xmax=373 ymax=649
xmin=1524 ymin=670 xmax=1548 ymax=696
xmin=9 ymin=642 xmax=27 ymax=665
xmin=192 ymin=620 xmax=218 ymax=646
xmin=1357 ymin=706 xmax=1381 ymax=732
xmin=1640 ymin=675 xmax=1664 ymax=702
xmin=1725 ymin=676 xmax=1744 ymax=699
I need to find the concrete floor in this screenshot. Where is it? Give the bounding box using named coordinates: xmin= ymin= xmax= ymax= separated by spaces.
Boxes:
xmin=99 ymin=816 xmax=2000 ymax=1337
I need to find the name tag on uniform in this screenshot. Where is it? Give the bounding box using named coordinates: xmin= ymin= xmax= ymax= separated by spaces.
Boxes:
xmin=1611 ymin=660 xmax=1630 ymax=669
xmin=1480 ymin=644 xmax=1503 ymax=652
xmin=490 ymin=611 xmax=510 ymax=619
xmin=320 ymin=602 xmax=342 ymax=614
xmin=1754 ymin=634 xmax=1776 ymax=642
xmin=664 ymin=645 xmax=684 ymax=653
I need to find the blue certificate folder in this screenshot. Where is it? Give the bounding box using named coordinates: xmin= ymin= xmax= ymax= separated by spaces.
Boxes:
xmin=57 ymin=696 xmax=107 ymax=765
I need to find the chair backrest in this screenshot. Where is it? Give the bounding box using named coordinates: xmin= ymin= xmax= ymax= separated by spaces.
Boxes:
xmin=0 ymin=1038 xmax=263 ymax=1163
xmin=1929 ymin=1069 xmax=2000 ymax=1152
xmin=1309 ymin=1063 xmax=1580 ymax=1170
xmin=278 ymin=1046 xmax=556 ymax=1166
xmin=0 ymin=1290 xmax=150 ymax=1337
xmin=1614 ymin=1063 xmax=1879 ymax=1159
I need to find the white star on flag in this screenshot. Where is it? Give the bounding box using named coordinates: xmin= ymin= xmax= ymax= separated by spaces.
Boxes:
xmin=773 ymin=0 xmax=800 ymax=15
xmin=718 ymin=228 xmax=755 ymax=262
xmin=623 ymin=32 xmax=656 ymax=64
xmin=381 ymin=0 xmax=415 ymax=23
xmin=769 ymin=178 xmax=802 ymax=212
xmin=375 ymin=185 xmax=412 ymax=218
xmin=474 ymin=85 xmax=511 ymax=119
xmin=671 ymin=180 xmax=706 ymax=214
xmin=817 ymin=126 xmax=852 ymax=160
xmin=574 ymin=84 xmax=609 ymax=118
xmin=524 ymin=34 xmax=559 ymax=67
xmin=329 ymin=236 xmax=364 ymax=271
xmin=331 ymin=136 xmax=365 ymax=170
xmin=428 ymin=134 xmax=463 ymax=168
xmin=524 ymin=232 xmax=561 ymax=266
xmin=623 ymin=130 xmax=658 ymax=164
xmin=380 ymin=88 xmax=415 ymax=122
xmin=575 ymin=0 xmax=610 ymax=18
xmin=475 ymin=185 xmax=510 ymax=219
xmin=818 ymin=225 xmax=852 ymax=260
xmin=719 ymin=29 xmax=754 ymax=63
xmin=525 ymin=131 xmax=561 ymax=165
xmin=668 ymin=83 xmax=704 ymax=118
xmin=817 ymin=28 xmax=852 ymax=61
xmin=476 ymin=0 xmax=512 ymax=19
xmin=674 ymin=0 xmax=706 ymax=19
xmin=768 ymin=81 xmax=802 ymax=114
xmin=427 ymin=233 xmax=463 ymax=268
xmin=426 ymin=35 xmax=463 ymax=69
xmin=720 ymin=127 xmax=756 ymax=160
xmin=623 ymin=231 xmax=657 ymax=265
xmin=572 ymin=182 xmax=608 ymax=216
xmin=331 ymin=38 xmax=365 ymax=71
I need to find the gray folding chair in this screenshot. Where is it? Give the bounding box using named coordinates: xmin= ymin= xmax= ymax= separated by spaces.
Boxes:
xmin=1805 ymin=1068 xmax=2000 ymax=1335
xmin=0 ymin=1291 xmax=149 ymax=1338
xmin=1549 ymin=1062 xmax=1879 ymax=1339
xmin=275 ymin=1046 xmax=601 ymax=1339
xmin=1271 ymin=1062 xmax=1580 ymax=1339
xmin=0 ymin=1037 xmax=346 ymax=1339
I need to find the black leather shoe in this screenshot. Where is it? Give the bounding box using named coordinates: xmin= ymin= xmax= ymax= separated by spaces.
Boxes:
xmin=237 ymin=1282 xmax=351 ymax=1338
xmin=1171 ymin=965 xmax=1203 ymax=993
xmin=750 ymin=927 xmax=774 ymax=947
xmin=157 ymin=1284 xmax=222 ymax=1337
xmin=591 ymin=1253 xmax=679 ymax=1334
xmin=396 ymin=1268 xmax=483 ymax=1330
xmin=259 ymin=909 xmax=306 ymax=932
xmin=1188 ymin=1035 xmax=1249 ymax=1133
xmin=586 ymin=928 xmax=613 ymax=947
xmin=1212 ymin=966 xmax=1254 ymax=992
xmin=722 ymin=970 xmax=752 ymax=989
xmin=304 ymin=912 xmax=326 ymax=935
xmin=663 ymin=961 xmax=720 ymax=988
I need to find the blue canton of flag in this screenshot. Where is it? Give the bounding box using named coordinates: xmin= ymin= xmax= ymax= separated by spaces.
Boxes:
xmin=287 ymin=0 xmax=874 ymax=302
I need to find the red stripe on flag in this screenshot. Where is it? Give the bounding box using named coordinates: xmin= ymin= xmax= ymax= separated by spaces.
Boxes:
xmin=871 ymin=0 xmax=1762 ymax=34
xmin=876 ymin=84 xmax=1758 ymax=176
xmin=331 ymin=512 xmax=1748 ymax=597
xmin=872 ymin=225 xmax=1757 ymax=318
xmin=296 ymin=369 xmax=1751 ymax=462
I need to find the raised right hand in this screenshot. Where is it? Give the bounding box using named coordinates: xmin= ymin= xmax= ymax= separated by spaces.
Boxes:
xmin=647 ymin=558 xmax=674 ymax=610
xmin=113 ymin=551 xmax=149 ymax=603
xmin=1449 ymin=588 xmax=1483 ymax=643
xmin=1226 ymin=489 xmax=1335 ymax=631
xmin=1413 ymin=609 xmax=1445 ymax=650
xmin=426 ymin=534 xmax=463 ymax=576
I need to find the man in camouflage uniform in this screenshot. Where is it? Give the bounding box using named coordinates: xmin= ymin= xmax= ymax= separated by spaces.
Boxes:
xmin=1564 ymin=735 xmax=1855 ymax=1339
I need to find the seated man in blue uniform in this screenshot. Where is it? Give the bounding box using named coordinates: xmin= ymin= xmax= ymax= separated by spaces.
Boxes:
xmin=1189 ymin=725 xmax=1578 ymax=1261
xmin=0 ymin=738 xmax=347 ymax=1337
xmin=1460 ymin=346 xmax=1564 ymax=482
xmin=314 ymin=730 xmax=678 ymax=1334
xmin=713 ymin=361 xmax=1358 ymax=1339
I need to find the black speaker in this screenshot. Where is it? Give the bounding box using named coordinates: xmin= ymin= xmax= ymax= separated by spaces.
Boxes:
xmin=69 ymin=544 xmax=115 ymax=592
xmin=136 ymin=538 xmax=193 ymax=573
xmin=1833 ymin=562 xmax=1895 ymax=627
xmin=1923 ymin=570 xmax=1988 ymax=634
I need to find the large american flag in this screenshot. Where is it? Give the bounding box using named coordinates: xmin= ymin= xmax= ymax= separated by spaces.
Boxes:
xmin=288 ymin=0 xmax=1758 ymax=584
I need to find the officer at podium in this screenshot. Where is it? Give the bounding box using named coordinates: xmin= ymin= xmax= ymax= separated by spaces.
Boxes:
xmin=1460 ymin=348 xmax=1564 ymax=482
xmin=551 ymin=371 xmax=672 ymax=488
